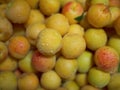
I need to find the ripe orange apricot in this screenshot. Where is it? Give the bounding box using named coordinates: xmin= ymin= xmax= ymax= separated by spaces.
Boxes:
xmin=8 ymin=35 xmax=30 ymax=59
xmin=18 ymin=73 xmax=39 ymax=90
xmin=94 ymin=46 xmax=119 ymax=73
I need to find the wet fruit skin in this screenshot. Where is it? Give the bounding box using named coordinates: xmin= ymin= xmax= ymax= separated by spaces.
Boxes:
xmin=94 ymin=46 xmax=119 ymax=73
xmin=1 ymin=0 xmax=120 ymax=90
xmin=36 ymin=28 xmax=62 ymax=56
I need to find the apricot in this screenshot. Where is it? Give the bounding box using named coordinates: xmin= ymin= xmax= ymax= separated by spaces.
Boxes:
xmin=87 ymin=4 xmax=111 ymax=28
xmin=55 ymin=56 xmax=78 ymax=80
xmin=32 ymin=50 xmax=56 ymax=72
xmin=45 ymin=13 xmax=69 ymax=36
xmin=19 ymin=51 xmax=36 ymax=73
xmin=0 ymin=56 xmax=17 ymax=71
xmin=6 ymin=0 xmax=31 ymax=24
xmin=62 ymin=1 xmax=84 ymax=24
xmin=8 ymin=35 xmax=30 ymax=59
xmin=0 ymin=71 xmax=17 ymax=90
xmin=36 ymin=28 xmax=62 ymax=56
xmin=0 ymin=16 xmax=13 ymax=41
xmin=26 ymin=22 xmax=46 ymax=46
xmin=107 ymin=6 xmax=120 ymax=27
xmin=108 ymin=35 xmax=120 ymax=56
xmin=39 ymin=0 xmax=60 ymax=16
xmin=108 ymin=73 xmax=120 ymax=90
xmin=77 ymin=50 xmax=93 ymax=73
xmin=61 ymin=34 xmax=86 ymax=59
xmin=67 ymin=24 xmax=84 ymax=36
xmin=75 ymin=73 xmax=88 ymax=87
xmin=25 ymin=9 xmax=45 ymax=28
xmin=63 ymin=80 xmax=79 ymax=90
xmin=94 ymin=46 xmax=119 ymax=73
xmin=40 ymin=70 xmax=61 ymax=90
xmin=18 ymin=73 xmax=39 ymax=90
xmin=84 ymin=28 xmax=107 ymax=51
xmin=88 ymin=67 xmax=110 ymax=88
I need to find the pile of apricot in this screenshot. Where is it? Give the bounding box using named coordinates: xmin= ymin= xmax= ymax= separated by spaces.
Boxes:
xmin=0 ymin=0 xmax=120 ymax=90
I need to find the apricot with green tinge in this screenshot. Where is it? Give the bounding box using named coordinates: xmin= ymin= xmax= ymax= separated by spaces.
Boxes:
xmin=0 ymin=71 xmax=17 ymax=90
xmin=88 ymin=67 xmax=111 ymax=88
xmin=77 ymin=50 xmax=93 ymax=73
xmin=84 ymin=28 xmax=107 ymax=51
xmin=55 ymin=56 xmax=78 ymax=80
xmin=40 ymin=70 xmax=61 ymax=90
